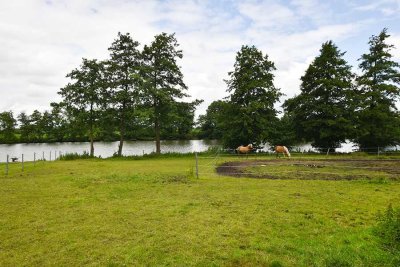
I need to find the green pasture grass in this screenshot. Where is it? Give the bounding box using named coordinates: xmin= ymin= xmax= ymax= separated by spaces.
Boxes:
xmin=0 ymin=155 xmax=400 ymax=266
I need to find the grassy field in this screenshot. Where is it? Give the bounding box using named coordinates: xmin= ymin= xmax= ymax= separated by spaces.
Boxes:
xmin=0 ymin=154 xmax=399 ymax=266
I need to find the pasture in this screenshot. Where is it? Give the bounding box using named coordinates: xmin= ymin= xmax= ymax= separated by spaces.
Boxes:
xmin=0 ymin=154 xmax=399 ymax=266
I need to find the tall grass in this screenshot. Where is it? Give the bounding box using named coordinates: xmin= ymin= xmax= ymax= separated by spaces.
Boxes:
xmin=58 ymin=151 xmax=96 ymax=160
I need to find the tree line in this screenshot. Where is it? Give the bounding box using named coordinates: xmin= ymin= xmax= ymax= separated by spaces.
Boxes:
xmin=1 ymin=29 xmax=399 ymax=153
xmin=0 ymin=32 xmax=201 ymax=156
xmin=198 ymin=28 xmax=400 ymax=151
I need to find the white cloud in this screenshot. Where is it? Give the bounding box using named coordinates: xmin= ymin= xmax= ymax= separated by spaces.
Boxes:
xmin=238 ymin=1 xmax=296 ymax=29
xmin=0 ymin=0 xmax=399 ymax=119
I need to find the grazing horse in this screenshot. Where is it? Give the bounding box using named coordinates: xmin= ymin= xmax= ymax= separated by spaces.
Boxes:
xmin=236 ymin=144 xmax=253 ymax=154
xmin=275 ymin=145 xmax=291 ymax=158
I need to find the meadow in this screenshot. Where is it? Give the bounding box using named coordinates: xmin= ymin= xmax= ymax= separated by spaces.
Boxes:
xmin=0 ymin=153 xmax=399 ymax=266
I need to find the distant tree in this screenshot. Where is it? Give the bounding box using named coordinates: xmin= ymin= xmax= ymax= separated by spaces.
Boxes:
xmin=355 ymin=28 xmax=400 ymax=150
xmin=284 ymin=41 xmax=355 ymax=151
xmin=267 ymin=113 xmax=297 ymax=148
xmin=198 ymin=100 xmax=228 ymax=140
xmin=161 ymin=100 xmax=202 ymax=139
xmin=49 ymin=102 xmax=68 ymax=142
xmin=30 ymin=110 xmax=43 ymax=142
xmin=223 ymin=45 xmax=281 ymax=148
xmin=141 ymin=33 xmax=192 ymax=153
xmin=59 ymin=58 xmax=106 ymax=156
xmin=18 ymin=112 xmax=32 ymax=142
xmin=106 ymin=32 xmax=141 ymax=156
xmin=40 ymin=111 xmax=53 ymax=141
xmin=0 ymin=111 xmax=17 ymax=143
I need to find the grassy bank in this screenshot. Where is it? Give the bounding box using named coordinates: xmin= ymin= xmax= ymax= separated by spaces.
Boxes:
xmin=0 ymin=155 xmax=399 ymax=266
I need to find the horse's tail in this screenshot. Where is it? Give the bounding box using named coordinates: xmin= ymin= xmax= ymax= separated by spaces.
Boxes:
xmin=283 ymin=146 xmax=291 ymax=157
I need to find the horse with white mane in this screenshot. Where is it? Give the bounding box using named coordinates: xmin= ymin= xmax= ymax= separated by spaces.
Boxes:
xmin=236 ymin=144 xmax=253 ymax=154
xmin=275 ymin=145 xmax=291 ymax=158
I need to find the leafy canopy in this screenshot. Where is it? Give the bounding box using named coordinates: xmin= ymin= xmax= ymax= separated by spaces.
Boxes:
xmin=223 ymin=45 xmax=281 ymax=148
xmin=284 ymin=41 xmax=355 ymax=151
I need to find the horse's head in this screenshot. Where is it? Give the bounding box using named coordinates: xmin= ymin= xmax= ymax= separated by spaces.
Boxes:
xmin=248 ymin=144 xmax=253 ymax=149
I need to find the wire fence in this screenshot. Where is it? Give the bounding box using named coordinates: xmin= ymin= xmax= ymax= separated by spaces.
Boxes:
xmin=2 ymin=146 xmax=400 ymax=177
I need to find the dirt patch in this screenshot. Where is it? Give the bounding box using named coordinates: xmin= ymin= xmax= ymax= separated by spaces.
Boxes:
xmin=216 ymin=159 xmax=400 ymax=180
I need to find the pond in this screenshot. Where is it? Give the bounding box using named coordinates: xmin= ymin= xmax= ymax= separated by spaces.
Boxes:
xmin=0 ymin=140 xmax=220 ymax=162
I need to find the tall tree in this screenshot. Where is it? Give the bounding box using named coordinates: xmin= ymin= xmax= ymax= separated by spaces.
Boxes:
xmin=141 ymin=33 xmax=190 ymax=154
xmin=223 ymin=45 xmax=281 ymax=148
xmin=107 ymin=32 xmax=141 ymax=156
xmin=284 ymin=41 xmax=355 ymax=151
xmin=355 ymin=28 xmax=400 ymax=150
xmin=0 ymin=111 xmax=17 ymax=143
xmin=59 ymin=58 xmax=106 ymax=156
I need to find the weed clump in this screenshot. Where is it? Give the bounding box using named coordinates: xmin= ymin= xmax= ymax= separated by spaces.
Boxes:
xmin=58 ymin=151 xmax=96 ymax=160
xmin=375 ymin=204 xmax=400 ymax=253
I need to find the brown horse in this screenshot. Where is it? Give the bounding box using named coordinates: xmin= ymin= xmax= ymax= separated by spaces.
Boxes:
xmin=275 ymin=145 xmax=291 ymax=158
xmin=236 ymin=144 xmax=253 ymax=154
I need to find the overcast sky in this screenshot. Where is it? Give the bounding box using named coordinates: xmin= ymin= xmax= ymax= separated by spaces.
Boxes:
xmin=1 ymin=0 xmax=399 ymax=117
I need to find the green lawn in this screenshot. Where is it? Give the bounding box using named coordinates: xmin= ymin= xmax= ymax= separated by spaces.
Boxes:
xmin=0 ymin=155 xmax=399 ymax=266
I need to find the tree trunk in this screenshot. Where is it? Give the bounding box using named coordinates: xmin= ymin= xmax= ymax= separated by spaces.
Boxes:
xmin=89 ymin=104 xmax=94 ymax=157
xmin=118 ymin=106 xmax=125 ymax=156
xmin=89 ymin=133 xmax=94 ymax=157
xmin=155 ymin=116 xmax=161 ymax=154
xmin=118 ymin=118 xmax=125 ymax=156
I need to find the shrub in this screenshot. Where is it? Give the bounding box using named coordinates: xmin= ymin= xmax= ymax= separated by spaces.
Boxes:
xmin=375 ymin=204 xmax=400 ymax=253
xmin=58 ymin=151 xmax=95 ymax=160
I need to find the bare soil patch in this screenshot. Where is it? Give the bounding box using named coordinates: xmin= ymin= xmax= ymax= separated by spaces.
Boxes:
xmin=216 ymin=159 xmax=400 ymax=180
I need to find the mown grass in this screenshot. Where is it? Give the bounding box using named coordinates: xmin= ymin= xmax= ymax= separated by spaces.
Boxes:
xmin=0 ymin=155 xmax=399 ymax=266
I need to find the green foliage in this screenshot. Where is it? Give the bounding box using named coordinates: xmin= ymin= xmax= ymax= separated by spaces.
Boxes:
xmin=284 ymin=41 xmax=355 ymax=152
xmin=58 ymin=151 xmax=95 ymax=160
xmin=0 ymin=31 xmax=200 ymax=147
xmin=0 ymin=111 xmax=17 ymax=143
xmin=59 ymin=58 xmax=107 ymax=156
xmin=197 ymin=100 xmax=228 ymax=140
xmin=375 ymin=204 xmax=400 ymax=253
xmin=106 ymin=32 xmax=141 ymax=156
xmin=223 ymin=45 xmax=281 ymax=148
xmin=141 ymin=33 xmax=199 ymax=153
xmin=268 ymin=113 xmax=298 ymax=148
xmin=161 ymin=100 xmax=202 ymax=140
xmin=355 ymin=28 xmax=400 ymax=150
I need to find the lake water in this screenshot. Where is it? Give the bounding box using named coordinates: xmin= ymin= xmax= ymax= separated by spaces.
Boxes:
xmin=0 ymin=140 xmax=220 ymax=162
xmin=1 ymin=140 xmax=397 ymax=163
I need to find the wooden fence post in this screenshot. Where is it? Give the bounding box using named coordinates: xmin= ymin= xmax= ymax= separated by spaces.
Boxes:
xmin=6 ymin=155 xmax=9 ymax=175
xmin=195 ymin=152 xmax=199 ymax=179
xmin=22 ymin=154 xmax=24 ymax=172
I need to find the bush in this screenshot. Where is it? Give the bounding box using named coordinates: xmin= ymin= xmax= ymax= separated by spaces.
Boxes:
xmin=108 ymin=152 xmax=198 ymax=161
xmin=58 ymin=151 xmax=96 ymax=160
xmin=375 ymin=204 xmax=400 ymax=253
